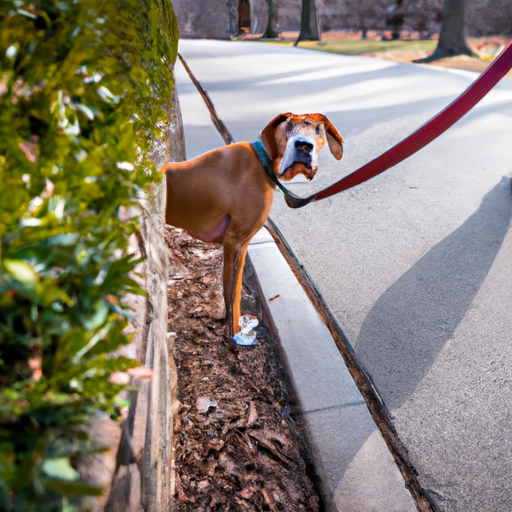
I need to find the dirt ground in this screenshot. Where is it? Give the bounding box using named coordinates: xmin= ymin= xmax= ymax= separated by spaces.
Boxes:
xmin=265 ymin=31 xmax=512 ymax=77
xmin=165 ymin=225 xmax=321 ymax=512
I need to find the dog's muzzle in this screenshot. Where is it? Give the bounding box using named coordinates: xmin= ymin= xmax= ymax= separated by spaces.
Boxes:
xmin=278 ymin=135 xmax=318 ymax=177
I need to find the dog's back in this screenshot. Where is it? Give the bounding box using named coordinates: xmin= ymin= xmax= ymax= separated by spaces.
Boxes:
xmin=162 ymin=142 xmax=273 ymax=243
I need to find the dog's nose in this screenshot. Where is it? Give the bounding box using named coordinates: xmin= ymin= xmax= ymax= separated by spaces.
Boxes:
xmin=295 ymin=140 xmax=313 ymax=154
xmin=278 ymin=134 xmax=318 ymax=177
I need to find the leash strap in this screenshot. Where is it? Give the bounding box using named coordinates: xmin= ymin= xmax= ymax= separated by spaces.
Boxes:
xmin=178 ymin=53 xmax=235 ymax=145
xmin=285 ymin=40 xmax=512 ymax=208
xmin=250 ymin=141 xmax=304 ymax=200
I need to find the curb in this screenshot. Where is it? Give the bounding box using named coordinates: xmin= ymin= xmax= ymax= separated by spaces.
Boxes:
xmin=248 ymin=227 xmax=417 ymax=512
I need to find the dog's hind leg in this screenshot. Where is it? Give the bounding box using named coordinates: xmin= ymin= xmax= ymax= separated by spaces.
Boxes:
xmin=223 ymin=234 xmax=251 ymax=338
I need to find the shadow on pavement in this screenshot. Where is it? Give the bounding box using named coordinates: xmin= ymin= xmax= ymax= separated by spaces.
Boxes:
xmin=355 ymin=177 xmax=512 ymax=410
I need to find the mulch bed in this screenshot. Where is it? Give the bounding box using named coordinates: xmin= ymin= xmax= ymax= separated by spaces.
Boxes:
xmin=164 ymin=225 xmax=321 ymax=512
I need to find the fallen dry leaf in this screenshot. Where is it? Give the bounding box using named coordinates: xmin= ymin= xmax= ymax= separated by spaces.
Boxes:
xmin=166 ymin=225 xmax=320 ymax=512
xmin=218 ymin=452 xmax=236 ymax=474
xmin=261 ymin=488 xmax=275 ymax=508
xmin=197 ymin=479 xmax=210 ymax=493
xmin=240 ymin=485 xmax=258 ymax=500
xmin=246 ymin=401 xmax=258 ymax=425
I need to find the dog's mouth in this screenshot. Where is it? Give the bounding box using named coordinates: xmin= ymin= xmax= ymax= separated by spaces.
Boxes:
xmin=278 ymin=135 xmax=318 ymax=179
xmin=279 ymin=163 xmax=317 ymax=182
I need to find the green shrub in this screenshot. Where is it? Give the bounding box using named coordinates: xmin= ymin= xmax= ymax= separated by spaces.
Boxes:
xmin=0 ymin=0 xmax=178 ymax=510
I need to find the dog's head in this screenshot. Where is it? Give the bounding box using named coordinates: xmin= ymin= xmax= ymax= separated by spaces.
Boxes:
xmin=260 ymin=113 xmax=343 ymax=181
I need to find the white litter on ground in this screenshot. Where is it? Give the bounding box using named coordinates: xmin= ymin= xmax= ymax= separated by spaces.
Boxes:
xmin=233 ymin=315 xmax=259 ymax=346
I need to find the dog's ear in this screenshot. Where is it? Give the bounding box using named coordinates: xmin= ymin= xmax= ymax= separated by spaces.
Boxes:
xmin=309 ymin=114 xmax=344 ymax=160
xmin=261 ymin=113 xmax=291 ymax=160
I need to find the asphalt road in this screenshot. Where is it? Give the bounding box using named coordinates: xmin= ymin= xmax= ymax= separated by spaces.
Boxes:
xmin=175 ymin=39 xmax=512 ymax=512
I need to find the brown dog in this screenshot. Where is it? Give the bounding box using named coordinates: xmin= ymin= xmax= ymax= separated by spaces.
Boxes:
xmin=161 ymin=113 xmax=343 ymax=339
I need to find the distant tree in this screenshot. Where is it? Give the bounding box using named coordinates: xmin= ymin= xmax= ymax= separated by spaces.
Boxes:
xmin=405 ymin=0 xmax=443 ymax=39
xmin=294 ymin=0 xmax=320 ymax=45
xmin=465 ymin=0 xmax=512 ymax=37
xmin=263 ymin=0 xmax=279 ymax=38
xmin=385 ymin=0 xmax=405 ymax=40
xmin=416 ymin=0 xmax=473 ymax=61
xmin=347 ymin=0 xmax=388 ymax=39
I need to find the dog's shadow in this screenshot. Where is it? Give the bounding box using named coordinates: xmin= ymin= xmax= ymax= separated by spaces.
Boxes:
xmin=354 ymin=177 xmax=512 ymax=411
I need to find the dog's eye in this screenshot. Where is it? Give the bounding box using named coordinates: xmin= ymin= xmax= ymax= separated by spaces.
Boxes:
xmin=304 ymin=120 xmax=311 ymax=125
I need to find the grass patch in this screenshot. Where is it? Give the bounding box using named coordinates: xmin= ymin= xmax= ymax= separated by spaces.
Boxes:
xmin=260 ymin=39 xmax=437 ymax=56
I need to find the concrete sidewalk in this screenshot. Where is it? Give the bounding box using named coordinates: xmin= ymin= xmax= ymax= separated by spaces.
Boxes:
xmin=249 ymin=228 xmax=417 ymax=512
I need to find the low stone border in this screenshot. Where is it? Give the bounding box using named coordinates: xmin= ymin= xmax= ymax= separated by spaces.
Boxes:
xmin=78 ymin=87 xmax=186 ymax=512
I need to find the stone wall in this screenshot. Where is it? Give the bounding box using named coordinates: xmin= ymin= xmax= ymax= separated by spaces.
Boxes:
xmin=173 ymin=0 xmax=232 ymax=38
xmin=77 ymin=85 xmax=185 ymax=512
xmin=114 ymin=87 xmax=187 ymax=512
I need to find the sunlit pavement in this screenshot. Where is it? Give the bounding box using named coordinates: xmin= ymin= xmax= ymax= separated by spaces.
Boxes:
xmin=175 ymin=39 xmax=512 ymax=512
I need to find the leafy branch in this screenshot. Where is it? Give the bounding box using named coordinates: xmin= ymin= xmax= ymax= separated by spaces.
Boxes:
xmin=0 ymin=0 xmax=178 ymax=509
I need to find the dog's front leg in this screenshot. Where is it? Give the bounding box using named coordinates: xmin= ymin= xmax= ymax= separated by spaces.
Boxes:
xmin=222 ymin=234 xmax=250 ymax=338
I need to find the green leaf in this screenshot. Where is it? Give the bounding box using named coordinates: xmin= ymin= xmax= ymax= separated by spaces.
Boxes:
xmin=0 ymin=0 xmax=178 ymax=506
xmin=41 ymin=458 xmax=79 ymax=481
xmin=82 ymin=300 xmax=109 ymax=330
xmin=3 ymin=259 xmax=39 ymax=286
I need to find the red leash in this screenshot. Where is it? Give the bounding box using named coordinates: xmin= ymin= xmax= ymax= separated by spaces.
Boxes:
xmin=285 ymin=41 xmax=512 ymax=208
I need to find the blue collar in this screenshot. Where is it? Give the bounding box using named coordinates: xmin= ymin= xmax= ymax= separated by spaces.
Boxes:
xmin=251 ymin=140 xmax=298 ymax=199
xmin=251 ymin=140 xmax=274 ymax=176
xmin=250 ymin=140 xmax=314 ymax=207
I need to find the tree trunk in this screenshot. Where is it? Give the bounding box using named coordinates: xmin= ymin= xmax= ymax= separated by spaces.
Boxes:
xmin=229 ymin=0 xmax=239 ymax=37
xmin=294 ymin=0 xmax=320 ymax=45
xmin=416 ymin=0 xmax=473 ymax=61
xmin=263 ymin=0 xmax=279 ymax=38
xmin=437 ymin=0 xmax=473 ymax=55
xmin=385 ymin=0 xmax=404 ymax=40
